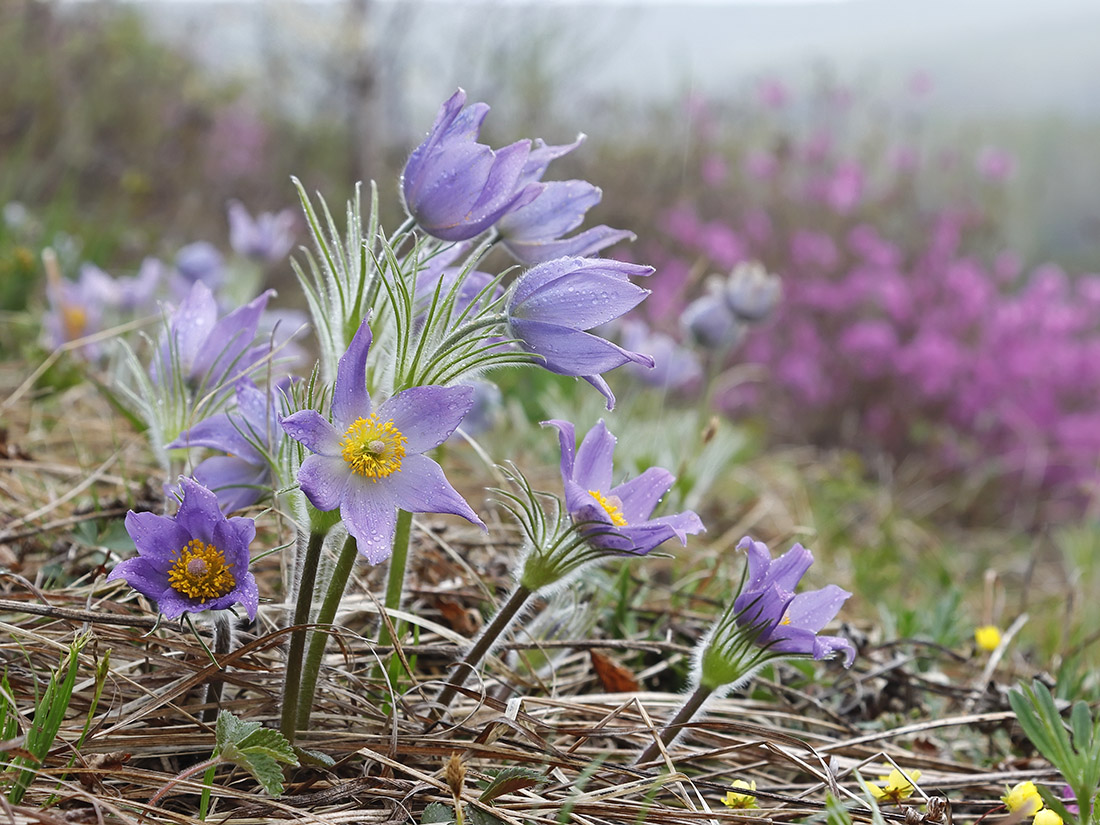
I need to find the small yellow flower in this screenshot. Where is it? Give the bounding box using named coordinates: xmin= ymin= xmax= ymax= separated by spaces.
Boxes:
xmin=1003 ymin=781 xmax=1043 ymax=816
xmin=1034 ymin=810 xmax=1063 ymax=825
xmin=722 ymin=779 xmax=758 ymax=809
xmin=975 ymin=625 xmax=1002 ymax=652
xmin=869 ymin=768 xmax=922 ymax=804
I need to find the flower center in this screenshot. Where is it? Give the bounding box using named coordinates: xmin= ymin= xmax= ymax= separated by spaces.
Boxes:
xmin=62 ymin=305 xmax=87 ymax=339
xmin=167 ymin=539 xmax=236 ymax=602
xmin=341 ymin=414 xmax=407 ymax=480
xmin=588 ymin=489 xmax=627 ymax=527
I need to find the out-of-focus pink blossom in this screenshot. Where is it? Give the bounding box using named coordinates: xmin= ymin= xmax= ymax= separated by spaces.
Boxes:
xmin=976 ymin=146 xmax=1016 ymax=181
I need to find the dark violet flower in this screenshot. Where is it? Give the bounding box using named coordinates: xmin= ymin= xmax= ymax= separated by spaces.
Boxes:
xmin=402 ymin=88 xmax=541 ymax=241
xmin=280 ymin=319 xmax=485 ymax=563
xmin=730 ymin=536 xmax=855 ymax=665
xmin=545 ymin=419 xmax=704 ymax=555
xmin=152 ymin=281 xmax=274 ymax=394
xmin=108 ymin=476 xmax=258 ymax=620
xmin=167 ymin=378 xmax=287 ymax=513
xmin=228 ymin=200 xmax=296 ymax=262
xmin=505 ymin=256 xmax=655 ymax=409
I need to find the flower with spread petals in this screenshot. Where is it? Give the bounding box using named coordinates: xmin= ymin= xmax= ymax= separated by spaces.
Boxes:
xmin=168 ymin=378 xmax=287 ymax=513
xmin=401 ymin=89 xmax=541 ymax=241
xmin=1003 ymin=782 xmax=1044 ymax=817
xmin=545 ymin=419 xmax=704 ymax=555
xmin=722 ymin=779 xmax=758 ymax=809
xmin=731 ymin=536 xmax=855 ymax=665
xmin=152 ymin=281 xmax=274 ymax=396
xmin=280 ymin=319 xmax=485 ymax=563
xmin=108 ymin=476 xmax=258 ymax=620
xmin=175 ymin=241 xmax=225 ymax=291
xmin=228 ymin=200 xmax=296 ymax=262
xmin=44 ymin=264 xmax=111 ymax=357
xmin=869 ymin=767 xmax=921 ymax=804
xmin=506 ymin=257 xmax=655 ymax=409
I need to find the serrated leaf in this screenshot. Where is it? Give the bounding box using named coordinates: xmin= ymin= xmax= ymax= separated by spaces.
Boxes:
xmin=295 ymin=747 xmax=336 ymax=768
xmin=215 ymin=710 xmax=261 ymax=752
xmin=238 ymin=727 xmax=298 ymax=765
xmin=467 ymin=806 xmax=507 ymax=825
xmin=420 ymin=801 xmax=455 ymax=824
xmin=479 ymin=766 xmax=545 ymax=804
xmin=240 ymin=751 xmax=286 ymax=797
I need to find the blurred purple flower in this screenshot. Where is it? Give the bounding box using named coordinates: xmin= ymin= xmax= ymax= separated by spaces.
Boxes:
xmin=152 ymin=281 xmax=274 ymax=395
xmin=505 ymin=256 xmax=655 ymax=409
xmin=546 ymin=418 xmax=704 ymax=554
xmin=280 ymin=320 xmax=485 ymax=563
xmin=620 ymin=319 xmax=702 ymax=392
xmin=228 ymin=200 xmax=296 ymax=262
xmin=44 ymin=266 xmax=109 ymax=356
xmin=175 ymin=242 xmax=226 ymax=291
xmin=733 ymin=536 xmax=854 ymax=665
xmin=108 ymin=476 xmax=258 ymax=620
xmin=682 ymin=287 xmax=745 ymax=350
xmin=402 ymin=89 xmax=541 ymax=241
xmin=168 ymin=378 xmax=287 ymax=513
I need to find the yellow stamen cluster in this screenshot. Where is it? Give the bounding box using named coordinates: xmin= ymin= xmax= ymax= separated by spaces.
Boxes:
xmin=869 ymin=767 xmax=921 ymax=804
xmin=588 ymin=489 xmax=628 ymax=526
xmin=167 ymin=539 xmax=236 ymax=601
xmin=975 ymin=624 xmax=1002 ymax=652
xmin=62 ymin=306 xmax=88 ymax=340
xmin=721 ymin=779 xmax=758 ymax=809
xmin=341 ymin=415 xmax=407 ymax=480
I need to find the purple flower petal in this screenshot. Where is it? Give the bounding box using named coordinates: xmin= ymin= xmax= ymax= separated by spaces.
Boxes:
xmin=298 ymin=454 xmax=351 ymax=511
xmin=377 ymin=384 xmax=474 ymax=454
xmin=783 ymin=584 xmax=852 ymax=633
xmin=193 ymin=456 xmax=268 ymax=513
xmin=123 ymin=511 xmax=190 ymax=571
xmin=543 ymin=419 xmax=577 ymax=480
xmin=341 ymin=476 xmax=399 ymax=564
xmin=282 ymin=409 xmax=342 ymax=456
xmin=510 ymin=318 xmax=655 ymax=375
xmin=332 ymin=319 xmax=373 ymax=429
xmin=169 ymin=412 xmax=260 ymax=461
xmin=106 ymin=555 xmax=170 ymax=600
xmin=191 ymin=289 xmax=274 ymax=386
xmin=499 ymin=180 xmax=602 ymax=242
xmin=612 ymin=467 xmax=675 ymax=523
xmin=504 ymin=225 xmax=636 ymax=267
xmin=518 ymin=135 xmax=585 ymax=186
xmin=572 ymin=420 xmax=616 ymax=493
xmin=172 ymin=477 xmax=225 ymax=543
xmin=765 ymin=543 xmax=815 ymax=592
xmin=382 ymin=453 xmax=485 ymax=529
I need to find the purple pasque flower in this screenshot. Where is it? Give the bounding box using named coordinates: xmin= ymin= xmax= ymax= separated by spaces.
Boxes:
xmin=175 ymin=241 xmax=226 ymax=290
xmin=44 ymin=265 xmax=110 ymax=356
xmin=545 ymin=419 xmax=704 ymax=555
xmin=401 ymin=88 xmax=541 ymax=242
xmin=167 ymin=378 xmax=287 ymax=514
xmin=620 ymin=319 xmax=702 ymax=392
xmin=732 ymin=536 xmax=855 ymax=665
xmin=280 ymin=319 xmax=485 ymax=563
xmin=108 ymin=476 xmax=258 ymax=620
xmin=152 ymin=281 xmax=274 ymax=393
xmin=505 ymin=256 xmax=656 ymax=409
xmin=227 ymin=200 xmax=296 ymax=262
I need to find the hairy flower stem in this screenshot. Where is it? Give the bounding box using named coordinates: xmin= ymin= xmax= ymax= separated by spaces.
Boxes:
xmin=377 ymin=510 xmax=413 ymax=650
xmin=279 ymin=529 xmax=327 ymax=742
xmin=429 ymin=584 xmax=533 ymax=725
xmin=202 ymin=614 xmax=232 ymax=724
xmin=635 ymin=683 xmax=714 ymax=766
xmin=295 ymin=534 xmax=359 ymax=732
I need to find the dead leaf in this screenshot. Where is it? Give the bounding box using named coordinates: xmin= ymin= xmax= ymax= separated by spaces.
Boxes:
xmin=590 ymin=650 xmax=639 ymax=693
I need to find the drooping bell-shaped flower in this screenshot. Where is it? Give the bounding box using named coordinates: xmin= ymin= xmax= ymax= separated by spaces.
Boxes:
xmin=505 ymin=256 xmax=655 ymax=409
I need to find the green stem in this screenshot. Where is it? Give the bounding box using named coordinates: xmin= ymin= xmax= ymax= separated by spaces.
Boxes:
xmin=198 ymin=759 xmax=217 ymax=821
xmin=377 ymin=509 xmax=414 ymax=649
xmin=429 ymin=584 xmax=533 ymax=724
xmin=279 ymin=529 xmax=327 ymax=743
xmin=295 ymin=534 xmax=360 ymax=732
xmin=634 ymin=682 xmax=714 ymax=766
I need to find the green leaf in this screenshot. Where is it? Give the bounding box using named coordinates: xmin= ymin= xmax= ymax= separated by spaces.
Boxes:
xmin=479 ymin=766 xmax=545 ymax=804
xmin=467 ymin=807 xmax=507 ymax=825
xmin=420 ymin=801 xmax=455 ymax=824
xmin=213 ymin=711 xmax=298 ymax=798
